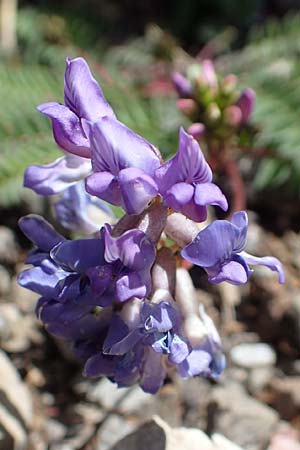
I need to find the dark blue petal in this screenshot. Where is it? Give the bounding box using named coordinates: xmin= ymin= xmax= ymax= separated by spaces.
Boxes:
xmin=181 ymin=220 xmax=239 ymax=268
xmin=207 ymin=254 xmax=250 ymax=285
xmin=19 ymin=215 xmax=65 ymax=251
xmin=51 ymin=238 xmax=105 ymax=273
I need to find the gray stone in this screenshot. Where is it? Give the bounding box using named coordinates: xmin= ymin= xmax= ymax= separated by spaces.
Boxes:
xmin=74 ymin=403 xmax=104 ymax=425
xmin=245 ymin=221 xmax=264 ymax=255
xmin=0 ymin=303 xmax=42 ymax=352
xmin=0 ymin=350 xmax=32 ymax=426
xmin=109 ymin=416 xmax=214 ymax=450
xmin=212 ymin=433 xmax=246 ymax=450
xmin=44 ymin=419 xmax=67 ymax=444
xmin=248 ymin=367 xmax=275 ymax=397
xmin=176 ymin=377 xmax=210 ymax=429
xmin=87 ymin=378 xmax=130 ymax=410
xmin=116 ymin=385 xmax=153 ymax=415
xmin=0 ymin=227 xmax=18 ymax=265
xmin=267 ymin=422 xmax=300 ymax=450
xmin=0 ymin=265 xmax=10 ymax=297
xmin=0 ymin=350 xmax=33 ymax=450
xmin=210 ymin=382 xmax=279 ymax=449
xmin=268 ymin=377 xmax=300 ymax=420
xmin=230 ymin=343 xmax=276 ymax=369
xmin=108 ymin=416 xmax=246 ymax=450
xmin=97 ymin=414 xmax=136 ymax=450
xmin=11 ymin=272 xmax=39 ymax=313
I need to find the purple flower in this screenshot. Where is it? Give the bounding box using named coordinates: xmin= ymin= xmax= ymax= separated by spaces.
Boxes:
xmin=36 ymin=296 xmax=112 ymax=340
xmin=181 ymin=211 xmax=285 ymax=285
xmin=155 ymin=127 xmax=228 ymax=221
xmin=85 ymin=117 xmax=161 ymax=214
xmin=38 ymin=57 xmax=115 ymax=158
xmin=103 ymin=299 xmax=189 ymax=364
xmin=83 ymin=344 xmax=144 ymax=389
xmin=54 ymin=180 xmax=114 ymax=234
xmin=19 ymin=216 xmax=156 ymax=315
xmin=24 ymin=154 xmax=91 ymax=195
xmin=87 ymin=225 xmax=156 ymax=303
xmin=17 ymin=215 xmax=96 ymax=338
xmin=236 ymin=88 xmax=256 ymax=124
xmin=178 ymin=306 xmax=225 ymax=379
xmin=85 ymin=298 xmax=189 ymax=393
xmin=18 ymin=215 xmax=106 ymax=308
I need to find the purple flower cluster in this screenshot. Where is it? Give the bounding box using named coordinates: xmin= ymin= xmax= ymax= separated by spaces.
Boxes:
xmin=19 ymin=57 xmax=284 ymax=393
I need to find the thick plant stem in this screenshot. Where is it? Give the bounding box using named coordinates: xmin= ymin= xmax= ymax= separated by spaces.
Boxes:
xmin=223 ymin=155 xmax=246 ymax=213
xmin=209 ymin=141 xmax=247 ymax=214
xmin=112 ymin=200 xmax=168 ymax=244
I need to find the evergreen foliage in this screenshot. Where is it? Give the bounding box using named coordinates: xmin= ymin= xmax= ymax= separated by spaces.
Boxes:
xmin=219 ymin=13 xmax=300 ymax=191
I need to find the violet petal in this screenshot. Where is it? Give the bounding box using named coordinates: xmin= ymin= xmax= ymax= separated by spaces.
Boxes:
xmin=84 ymin=353 xmax=116 ymax=378
xmin=116 ymin=272 xmax=149 ymax=302
xmin=208 ymin=255 xmax=249 ymax=285
xmin=37 ymin=102 xmax=90 ymax=157
xmin=19 ymin=215 xmax=65 ymax=251
xmin=140 ymin=349 xmax=165 ymax=394
xmin=90 ymin=117 xmax=160 ymax=176
xmin=240 ymin=251 xmax=285 ymax=284
xmin=194 ymin=182 xmax=228 ymax=211
xmin=50 ymin=238 xmax=105 ymax=273
xmin=64 ymin=57 xmax=115 ymax=121
xmin=119 ymin=167 xmax=158 ymax=215
xmin=85 ymin=171 xmax=123 ymax=207
xmin=178 ymin=349 xmax=212 ymax=379
xmin=24 ymin=155 xmax=91 ymax=195
xmin=181 ymin=220 xmax=239 ymax=267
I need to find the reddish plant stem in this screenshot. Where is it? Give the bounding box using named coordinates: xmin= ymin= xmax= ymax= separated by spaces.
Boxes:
xmin=222 ymin=155 xmax=247 ymax=213
xmin=209 ymin=142 xmax=247 ymax=214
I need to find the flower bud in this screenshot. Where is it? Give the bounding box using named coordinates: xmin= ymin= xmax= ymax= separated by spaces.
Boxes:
xmin=187 ymin=122 xmax=206 ymax=140
xmin=165 ymin=213 xmax=200 ymax=247
xmin=222 ymin=74 xmax=238 ymax=94
xmin=224 ymin=105 xmax=242 ymax=127
xmin=177 ymin=98 xmax=198 ymax=117
xmin=171 ymin=72 xmax=192 ymax=98
xmin=201 ymin=59 xmax=218 ymax=89
xmin=206 ymin=103 xmax=221 ymax=123
xmin=236 ymin=88 xmax=256 ymax=124
xmin=186 ymin=64 xmax=202 ymax=82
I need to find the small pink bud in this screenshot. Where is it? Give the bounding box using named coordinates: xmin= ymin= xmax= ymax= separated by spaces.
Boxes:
xmin=201 ymin=59 xmax=218 ymax=89
xmin=224 ymin=105 xmax=242 ymax=126
xmin=188 ymin=122 xmax=206 ymax=140
xmin=177 ymin=98 xmax=197 ymax=117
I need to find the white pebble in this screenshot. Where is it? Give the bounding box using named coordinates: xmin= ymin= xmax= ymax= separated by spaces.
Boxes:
xmin=230 ymin=343 xmax=276 ymax=369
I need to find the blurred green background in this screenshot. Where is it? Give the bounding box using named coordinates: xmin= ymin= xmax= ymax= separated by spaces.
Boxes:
xmin=2 ymin=0 xmax=300 ymax=223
